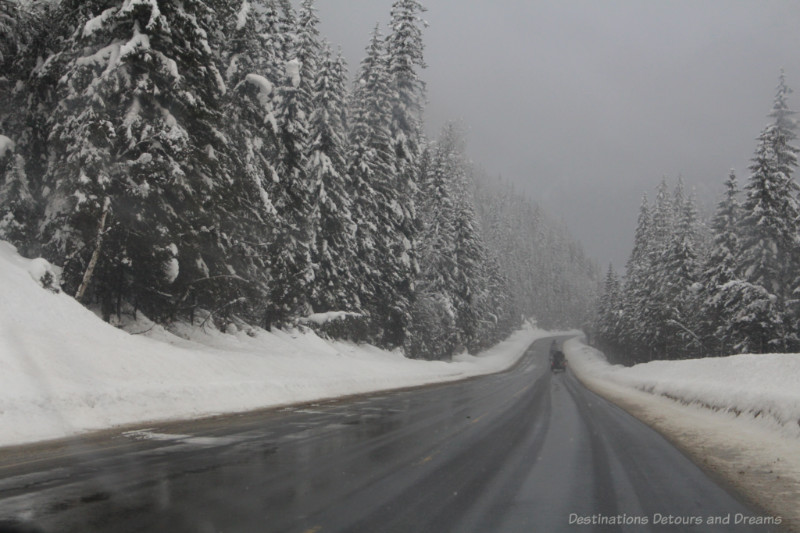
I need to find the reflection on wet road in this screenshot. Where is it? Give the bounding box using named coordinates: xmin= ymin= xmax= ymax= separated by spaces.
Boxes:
xmin=0 ymin=337 xmax=773 ymax=532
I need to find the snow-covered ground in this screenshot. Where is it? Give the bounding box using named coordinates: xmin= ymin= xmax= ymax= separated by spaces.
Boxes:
xmin=0 ymin=241 xmax=556 ymax=448
xmin=564 ymin=339 xmax=800 ymax=531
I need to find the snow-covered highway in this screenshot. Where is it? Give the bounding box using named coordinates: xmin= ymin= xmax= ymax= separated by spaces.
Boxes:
xmin=0 ymin=337 xmax=774 ymax=533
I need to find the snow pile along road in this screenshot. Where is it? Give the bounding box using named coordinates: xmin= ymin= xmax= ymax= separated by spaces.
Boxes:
xmin=564 ymin=338 xmax=800 ymax=531
xmin=0 ymin=241 xmax=555 ymax=448
xmin=564 ymin=339 xmax=800 ymax=439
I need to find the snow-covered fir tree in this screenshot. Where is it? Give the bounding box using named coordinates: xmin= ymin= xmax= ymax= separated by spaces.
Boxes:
xmin=386 ymin=0 xmax=426 ymax=165
xmin=637 ymin=179 xmax=675 ymax=359
xmin=347 ymin=25 xmax=412 ymax=347
xmin=406 ymin=128 xmax=460 ymax=359
xmin=295 ymin=0 xmax=320 ymax=109
xmin=0 ymin=147 xmax=34 ymax=246
xmin=376 ymin=0 xmax=428 ymax=347
xmin=595 ymin=263 xmax=622 ymax=354
xmin=0 ymin=0 xmax=54 ymax=255
xmin=36 ymin=0 xmax=247 ymax=321
xmin=306 ymin=43 xmax=360 ymax=314
xmin=265 ymin=53 xmax=315 ymax=328
xmin=215 ymin=0 xmax=288 ymax=325
xmin=698 ymin=170 xmax=743 ymax=355
xmin=449 ymin=157 xmax=492 ymax=352
xmin=618 ymin=195 xmax=651 ymax=358
xmin=658 ymin=179 xmax=702 ymax=357
xmin=737 ymin=73 xmax=800 ymax=351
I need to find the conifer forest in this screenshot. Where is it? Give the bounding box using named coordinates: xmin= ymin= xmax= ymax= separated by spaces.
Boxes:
xmin=0 ymin=0 xmax=599 ymax=360
xmin=594 ymin=73 xmax=800 ymax=363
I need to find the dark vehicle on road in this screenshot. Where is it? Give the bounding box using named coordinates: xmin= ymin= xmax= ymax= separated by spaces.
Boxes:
xmin=550 ymin=344 xmax=566 ymax=373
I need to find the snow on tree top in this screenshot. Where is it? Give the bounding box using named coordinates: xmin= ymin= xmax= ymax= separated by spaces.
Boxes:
xmin=120 ymin=0 xmax=163 ymax=31
xmin=237 ymin=1 xmax=251 ymax=31
xmin=286 ymin=59 xmax=302 ymax=88
xmin=245 ymin=73 xmax=274 ymax=110
xmin=75 ymin=42 xmax=122 ymax=70
xmin=82 ymin=8 xmax=117 ymax=38
xmin=120 ymin=25 xmax=151 ymax=59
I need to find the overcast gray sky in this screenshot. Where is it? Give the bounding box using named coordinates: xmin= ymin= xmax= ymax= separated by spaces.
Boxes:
xmin=313 ymin=0 xmax=800 ymax=270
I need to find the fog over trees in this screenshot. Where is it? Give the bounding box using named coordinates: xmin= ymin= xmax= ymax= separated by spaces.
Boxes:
xmin=0 ymin=0 xmax=598 ymax=360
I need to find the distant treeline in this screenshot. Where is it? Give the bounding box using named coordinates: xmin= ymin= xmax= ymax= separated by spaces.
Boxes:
xmin=595 ymin=73 xmax=800 ymax=362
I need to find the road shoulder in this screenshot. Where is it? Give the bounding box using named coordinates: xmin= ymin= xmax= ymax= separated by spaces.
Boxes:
xmin=565 ymin=339 xmax=800 ymax=533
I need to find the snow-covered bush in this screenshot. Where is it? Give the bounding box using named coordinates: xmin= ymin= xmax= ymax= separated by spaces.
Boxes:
xmin=27 ymin=257 xmax=61 ymax=293
xmin=299 ymin=311 xmax=369 ymax=343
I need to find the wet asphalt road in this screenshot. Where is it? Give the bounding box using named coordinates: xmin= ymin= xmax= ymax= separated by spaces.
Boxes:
xmin=0 ymin=337 xmax=778 ymax=532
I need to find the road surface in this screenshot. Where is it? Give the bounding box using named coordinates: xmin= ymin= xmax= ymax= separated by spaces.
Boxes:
xmin=0 ymin=337 xmax=778 ymax=532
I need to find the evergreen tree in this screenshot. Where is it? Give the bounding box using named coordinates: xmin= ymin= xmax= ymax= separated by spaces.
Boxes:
xmin=265 ymin=51 xmax=315 ymax=327
xmin=659 ymin=180 xmax=702 ymax=356
xmin=261 ymin=0 xmax=286 ymax=74
xmin=386 ymin=0 xmax=427 ymax=165
xmin=451 ymin=179 xmax=489 ymax=352
xmin=381 ymin=0 xmax=428 ymax=346
xmin=347 ymin=25 xmax=412 ymax=347
xmin=0 ymin=0 xmax=52 ymax=255
xmin=619 ymin=195 xmax=651 ymax=359
xmin=295 ymin=0 xmax=321 ymax=106
xmin=639 ymin=178 xmax=679 ymax=359
xmin=595 ymin=263 xmax=622 ymax=353
xmin=0 ymin=149 xmax=34 ymax=246
xmin=0 ymin=0 xmax=24 ymax=107
xmin=307 ymin=43 xmax=359 ymax=313
xmin=407 ymin=131 xmax=458 ymax=358
xmin=0 ymin=0 xmax=18 ymax=70
xmin=217 ymin=0 xmax=286 ymax=325
xmin=445 ymin=131 xmax=491 ymax=352
xmin=737 ymin=73 xmax=800 ymax=351
xmin=275 ymin=0 xmax=296 ymax=61
xmin=699 ymin=170 xmax=743 ymax=355
xmin=0 ymin=0 xmax=45 ymax=104
xmin=36 ymin=0 xmax=245 ymax=321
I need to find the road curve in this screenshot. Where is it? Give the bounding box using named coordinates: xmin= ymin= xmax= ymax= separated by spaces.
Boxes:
xmin=0 ymin=337 xmax=778 ymax=532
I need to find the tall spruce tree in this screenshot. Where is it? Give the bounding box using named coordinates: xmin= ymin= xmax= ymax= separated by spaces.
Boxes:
xmin=620 ymin=195 xmax=651 ymax=359
xmin=737 ymin=73 xmax=800 ymax=351
xmin=407 ymin=130 xmax=459 ymax=358
xmin=216 ymin=0 xmax=287 ymax=325
xmin=595 ymin=263 xmax=622 ymax=354
xmin=36 ymin=0 xmax=246 ymax=322
xmin=445 ymin=129 xmax=491 ymax=352
xmin=379 ymin=0 xmax=427 ymax=346
xmin=699 ymin=170 xmax=743 ymax=355
xmin=659 ymin=179 xmax=702 ymax=356
xmin=386 ymin=0 xmax=426 ymax=165
xmin=0 ymin=146 xmax=34 ymax=246
xmin=307 ymin=43 xmax=359 ymax=313
xmin=265 ymin=52 xmax=315 ymax=328
xmin=0 ymin=0 xmax=52 ymax=254
xmin=347 ymin=25 xmax=411 ymax=347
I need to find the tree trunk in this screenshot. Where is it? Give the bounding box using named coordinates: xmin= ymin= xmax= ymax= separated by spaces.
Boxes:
xmin=75 ymin=198 xmax=110 ymax=303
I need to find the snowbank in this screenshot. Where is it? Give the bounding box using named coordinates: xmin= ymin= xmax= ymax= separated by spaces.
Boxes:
xmin=564 ymin=339 xmax=800 ymax=531
xmin=0 ymin=241 xmax=554 ymax=448
xmin=564 ymin=339 xmax=800 ymax=439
